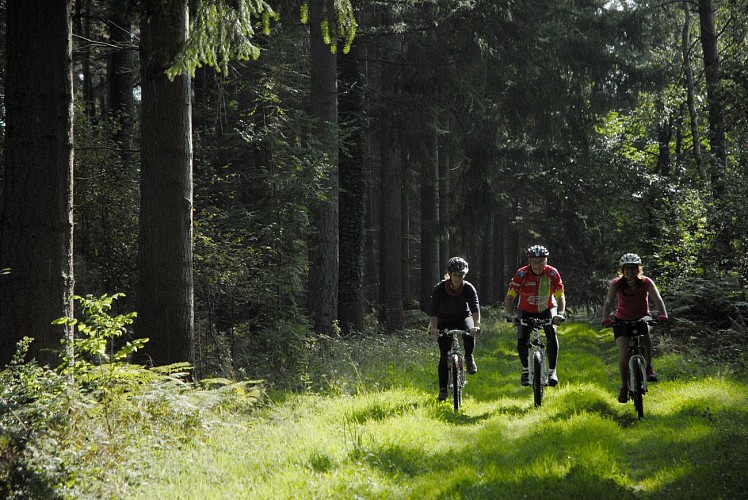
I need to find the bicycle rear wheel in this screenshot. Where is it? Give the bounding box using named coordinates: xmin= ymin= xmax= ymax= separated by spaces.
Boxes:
xmin=532 ymin=351 xmax=544 ymax=407
xmin=452 ymin=355 xmax=462 ymax=411
xmin=632 ymin=359 xmax=644 ymax=419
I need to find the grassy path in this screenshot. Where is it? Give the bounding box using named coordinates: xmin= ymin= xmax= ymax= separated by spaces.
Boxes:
xmin=131 ymin=321 xmax=748 ymax=499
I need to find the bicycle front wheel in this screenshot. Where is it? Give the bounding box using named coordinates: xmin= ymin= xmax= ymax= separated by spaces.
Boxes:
xmin=452 ymin=355 xmax=462 ymax=411
xmin=632 ymin=359 xmax=644 ymax=419
xmin=532 ymin=351 xmax=544 ymax=407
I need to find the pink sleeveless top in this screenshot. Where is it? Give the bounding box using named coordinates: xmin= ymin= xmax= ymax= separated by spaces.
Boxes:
xmin=613 ymin=276 xmax=653 ymax=321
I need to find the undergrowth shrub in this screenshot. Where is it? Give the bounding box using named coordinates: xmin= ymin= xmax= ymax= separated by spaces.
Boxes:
xmin=656 ymin=276 xmax=747 ymax=366
xmin=1 ymin=293 xmax=265 ymax=498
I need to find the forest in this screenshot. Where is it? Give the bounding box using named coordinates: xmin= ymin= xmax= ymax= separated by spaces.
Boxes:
xmin=1 ymin=0 xmax=747 ymax=414
xmin=2 ymin=0 xmax=748 ymax=496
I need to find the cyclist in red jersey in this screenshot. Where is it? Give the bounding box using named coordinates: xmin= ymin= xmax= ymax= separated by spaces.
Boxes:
xmin=601 ymin=253 xmax=668 ymax=403
xmin=504 ymin=245 xmax=566 ymax=387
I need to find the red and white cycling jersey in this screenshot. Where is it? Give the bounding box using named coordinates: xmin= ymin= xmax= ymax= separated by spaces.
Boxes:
xmin=507 ymin=265 xmax=564 ymax=313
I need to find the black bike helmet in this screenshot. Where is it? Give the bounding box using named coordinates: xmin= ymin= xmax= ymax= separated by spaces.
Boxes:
xmin=619 ymin=253 xmax=642 ymax=266
xmin=526 ymin=245 xmax=549 ymax=258
xmin=447 ymin=257 xmax=469 ymax=274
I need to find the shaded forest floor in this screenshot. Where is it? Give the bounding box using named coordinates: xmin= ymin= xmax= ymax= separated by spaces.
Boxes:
xmin=115 ymin=314 xmax=748 ymax=499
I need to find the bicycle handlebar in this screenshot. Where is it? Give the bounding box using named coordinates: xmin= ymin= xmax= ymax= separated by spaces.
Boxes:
xmin=439 ymin=328 xmax=480 ymax=337
xmin=614 ymin=318 xmax=659 ymax=326
xmin=518 ymin=318 xmax=554 ymax=328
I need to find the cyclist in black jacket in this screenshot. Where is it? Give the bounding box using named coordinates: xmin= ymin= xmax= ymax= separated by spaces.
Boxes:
xmin=429 ymin=257 xmax=481 ymax=401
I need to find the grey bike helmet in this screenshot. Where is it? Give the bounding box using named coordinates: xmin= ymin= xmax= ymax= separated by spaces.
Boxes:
xmin=620 ymin=253 xmax=642 ymax=266
xmin=447 ymin=257 xmax=469 ymax=274
xmin=527 ymin=245 xmax=549 ymax=258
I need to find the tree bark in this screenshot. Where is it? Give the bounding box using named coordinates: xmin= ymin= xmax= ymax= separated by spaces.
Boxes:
xmin=682 ymin=0 xmax=707 ymax=181
xmin=378 ymin=8 xmax=403 ymax=331
xmin=108 ymin=0 xmax=136 ymax=147
xmin=136 ymin=0 xmax=194 ymax=366
xmin=420 ymin=129 xmax=439 ymax=312
xmin=338 ymin=43 xmax=367 ymax=334
xmin=1 ymin=0 xmax=75 ymax=367
xmin=308 ymin=0 xmax=340 ymax=335
xmin=438 ymin=116 xmax=450 ymax=268
xmin=697 ymin=0 xmax=731 ymax=268
xmin=697 ymin=0 xmax=727 ymax=195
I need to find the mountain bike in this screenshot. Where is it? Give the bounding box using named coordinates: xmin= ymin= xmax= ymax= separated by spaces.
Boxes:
xmin=439 ymin=328 xmax=477 ymax=411
xmin=615 ymin=317 xmax=658 ymax=419
xmin=519 ymin=317 xmax=554 ymax=407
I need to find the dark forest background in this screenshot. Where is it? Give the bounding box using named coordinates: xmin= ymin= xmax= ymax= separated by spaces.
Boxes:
xmin=1 ymin=0 xmax=746 ymax=381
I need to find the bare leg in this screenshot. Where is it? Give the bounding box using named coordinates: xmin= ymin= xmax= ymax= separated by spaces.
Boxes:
xmin=616 ymin=336 xmax=629 ymax=386
xmin=642 ymin=333 xmax=653 ymax=368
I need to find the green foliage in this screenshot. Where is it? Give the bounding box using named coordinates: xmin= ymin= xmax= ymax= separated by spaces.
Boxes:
xmin=191 ymin=50 xmax=332 ymax=374
xmin=53 ymin=293 xmax=145 ymax=383
xmin=113 ymin=319 xmax=748 ymax=498
xmin=73 ymin=109 xmax=139 ymax=299
xmin=2 ymin=295 xmax=267 ymax=497
xmin=300 ymin=0 xmax=357 ymax=55
xmin=168 ymin=0 xmax=278 ymax=78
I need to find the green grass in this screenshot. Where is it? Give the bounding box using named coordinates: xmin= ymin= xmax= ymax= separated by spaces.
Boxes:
xmin=115 ymin=318 xmax=748 ymax=499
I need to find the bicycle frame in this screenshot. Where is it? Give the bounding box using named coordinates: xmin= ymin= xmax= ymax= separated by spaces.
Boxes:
xmin=519 ymin=317 xmax=553 ymax=407
xmin=440 ymin=329 xmax=471 ymax=411
xmin=615 ymin=318 xmax=657 ymax=419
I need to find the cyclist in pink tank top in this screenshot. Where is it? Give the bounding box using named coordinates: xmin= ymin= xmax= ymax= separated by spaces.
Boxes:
xmin=601 ymin=253 xmax=669 ymax=403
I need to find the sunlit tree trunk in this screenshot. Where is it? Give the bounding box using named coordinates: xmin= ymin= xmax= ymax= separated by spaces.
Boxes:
xmin=0 ymin=0 xmax=75 ymax=367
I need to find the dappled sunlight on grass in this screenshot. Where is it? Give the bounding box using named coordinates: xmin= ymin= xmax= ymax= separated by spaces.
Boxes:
xmin=131 ymin=321 xmax=748 ymax=499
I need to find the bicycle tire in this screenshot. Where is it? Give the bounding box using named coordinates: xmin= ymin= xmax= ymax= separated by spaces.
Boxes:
xmin=532 ymin=351 xmax=544 ymax=407
xmin=452 ymin=355 xmax=462 ymax=411
xmin=632 ymin=359 xmax=644 ymax=419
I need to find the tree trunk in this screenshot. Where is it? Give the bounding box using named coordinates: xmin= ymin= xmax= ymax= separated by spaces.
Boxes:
xmin=137 ymin=0 xmax=194 ymax=366
xmin=479 ymin=208 xmax=495 ymax=304
xmin=697 ymin=0 xmax=727 ymax=194
xmin=307 ymin=0 xmax=340 ymax=335
xmin=338 ymin=43 xmax=367 ymax=334
xmin=378 ymin=9 xmax=403 ymax=331
xmin=438 ymin=116 xmax=450 ymax=267
xmin=420 ymin=130 xmax=439 ymax=312
xmin=682 ymin=0 xmax=707 ymax=181
xmin=74 ymin=0 xmax=97 ymax=120
xmin=401 ymin=158 xmax=412 ymax=305
xmin=697 ymin=0 xmax=731 ymax=268
xmin=1 ymin=0 xmax=75 ymax=368
xmin=108 ymin=0 xmax=136 ymax=147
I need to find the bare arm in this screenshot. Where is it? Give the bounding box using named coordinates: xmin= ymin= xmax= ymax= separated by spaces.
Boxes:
xmin=601 ymin=284 xmax=617 ymax=322
xmin=648 ymin=281 xmax=668 ymax=317
xmin=504 ymin=293 xmax=515 ymax=318
xmin=556 ymin=295 xmax=566 ymax=315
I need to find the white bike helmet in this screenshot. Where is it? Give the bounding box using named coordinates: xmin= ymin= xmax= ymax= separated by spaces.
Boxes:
xmin=527 ymin=245 xmax=549 ymax=258
xmin=620 ymin=253 xmax=642 ymax=266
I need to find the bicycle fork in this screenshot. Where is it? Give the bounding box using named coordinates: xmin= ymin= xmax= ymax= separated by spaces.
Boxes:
xmin=449 ymin=352 xmax=464 ymax=386
xmin=528 ymin=341 xmax=547 ymax=387
xmin=628 ymin=352 xmax=647 ymax=394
